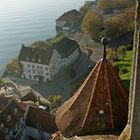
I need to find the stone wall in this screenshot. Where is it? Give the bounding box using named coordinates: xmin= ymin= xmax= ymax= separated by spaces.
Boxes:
xmin=131 ymin=0 xmax=140 ymax=139
xmin=119 ymin=0 xmax=140 ymax=139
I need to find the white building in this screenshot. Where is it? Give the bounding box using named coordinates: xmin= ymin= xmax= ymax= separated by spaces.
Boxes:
xmin=56 ymin=9 xmax=82 ymax=33
xmin=19 ymin=37 xmax=80 ymax=82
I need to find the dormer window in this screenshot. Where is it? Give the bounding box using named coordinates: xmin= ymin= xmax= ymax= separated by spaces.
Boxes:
xmin=38 ymin=59 xmax=41 ymax=63
xmin=7 ymin=115 xmax=11 ymax=122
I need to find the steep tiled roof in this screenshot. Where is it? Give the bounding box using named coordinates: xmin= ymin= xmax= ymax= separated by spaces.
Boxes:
xmin=21 ymin=91 xmax=38 ymax=103
xmin=26 ymin=106 xmax=58 ymax=133
xmin=18 ymin=45 xmax=54 ymax=65
xmin=54 ymin=37 xmax=79 ymax=58
xmin=56 ymin=58 xmax=128 ymax=137
xmin=0 ymin=96 xmax=12 ymax=111
xmin=56 ymin=9 xmax=81 ymax=22
xmin=18 ymin=101 xmax=29 ymax=111
xmin=0 ymin=99 xmax=25 ymax=129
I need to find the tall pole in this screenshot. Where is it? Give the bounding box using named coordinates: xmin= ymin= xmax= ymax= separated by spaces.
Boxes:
xmin=101 ymin=37 xmax=108 ymax=60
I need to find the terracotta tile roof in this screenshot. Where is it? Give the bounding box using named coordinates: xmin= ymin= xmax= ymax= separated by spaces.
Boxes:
xmin=56 ymin=58 xmax=128 ymax=137
xmin=56 ymin=9 xmax=81 ymax=22
xmin=0 ymin=99 xmax=25 ymax=129
xmin=26 ymin=106 xmax=58 ymax=133
xmin=0 ymin=96 xmax=12 ymax=111
xmin=21 ymin=91 xmax=38 ymax=103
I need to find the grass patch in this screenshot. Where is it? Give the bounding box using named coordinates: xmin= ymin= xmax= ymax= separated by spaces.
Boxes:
xmin=113 ymin=50 xmax=133 ymax=88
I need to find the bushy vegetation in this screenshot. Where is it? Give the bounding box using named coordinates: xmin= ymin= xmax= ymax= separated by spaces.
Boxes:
xmin=97 ymin=0 xmax=135 ymax=11
xmin=0 ymin=78 xmax=5 ymax=90
xmin=81 ymin=10 xmax=104 ymax=38
xmin=107 ymin=45 xmax=133 ymax=88
xmin=105 ymin=6 xmax=135 ymax=39
xmin=81 ymin=3 xmax=135 ymax=41
xmin=47 ymin=95 xmax=62 ymax=109
xmin=5 ymin=58 xmax=21 ymax=75
xmin=30 ymin=33 xmax=65 ymax=49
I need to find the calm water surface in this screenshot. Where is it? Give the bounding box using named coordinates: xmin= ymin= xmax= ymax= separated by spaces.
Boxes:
xmin=0 ymin=0 xmax=85 ymax=73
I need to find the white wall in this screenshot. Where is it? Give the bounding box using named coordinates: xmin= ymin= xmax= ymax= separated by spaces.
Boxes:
xmin=20 ymin=48 xmax=79 ymax=82
xmin=61 ymin=48 xmax=79 ymax=68
xmin=49 ymin=49 xmax=62 ymax=80
xmin=20 ymin=61 xmax=50 ymax=82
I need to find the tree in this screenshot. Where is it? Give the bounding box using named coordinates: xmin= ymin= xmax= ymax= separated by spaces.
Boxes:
xmin=54 ymin=95 xmax=62 ymax=106
xmin=6 ymin=58 xmax=21 ymax=75
xmin=107 ymin=49 xmax=118 ymax=62
xmin=97 ymin=0 xmax=117 ymax=11
xmin=105 ymin=6 xmax=135 ymax=39
xmin=80 ymin=5 xmax=90 ymax=15
xmin=97 ymin=0 xmax=135 ymax=11
xmin=117 ymin=46 xmax=126 ymax=60
xmin=81 ymin=10 xmax=104 ymax=38
xmin=0 ymin=79 xmax=4 ymax=90
xmin=47 ymin=95 xmax=54 ymax=103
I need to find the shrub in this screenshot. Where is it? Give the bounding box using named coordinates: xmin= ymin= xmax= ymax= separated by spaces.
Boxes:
xmin=120 ymin=68 xmax=129 ymax=75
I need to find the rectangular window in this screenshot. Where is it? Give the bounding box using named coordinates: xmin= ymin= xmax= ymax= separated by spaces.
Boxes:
xmin=45 ymin=67 xmax=48 ymax=70
xmin=33 ymin=70 xmax=35 ymax=74
xmin=32 ymin=65 xmax=35 ymax=68
xmin=27 ymin=64 xmax=30 ymax=67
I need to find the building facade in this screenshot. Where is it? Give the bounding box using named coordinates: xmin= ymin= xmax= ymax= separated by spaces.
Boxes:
xmin=19 ymin=37 xmax=80 ymax=82
xmin=56 ymin=9 xmax=82 ymax=33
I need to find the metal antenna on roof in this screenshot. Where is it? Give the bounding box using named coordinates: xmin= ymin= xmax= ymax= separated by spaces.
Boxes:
xmin=101 ymin=37 xmax=109 ymax=60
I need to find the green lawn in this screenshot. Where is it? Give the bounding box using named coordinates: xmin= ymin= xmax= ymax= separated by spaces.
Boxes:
xmin=114 ymin=50 xmax=133 ymax=89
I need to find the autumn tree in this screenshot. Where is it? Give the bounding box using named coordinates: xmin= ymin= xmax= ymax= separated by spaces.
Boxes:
xmin=97 ymin=0 xmax=117 ymax=11
xmin=6 ymin=58 xmax=21 ymax=75
xmin=117 ymin=46 xmax=126 ymax=60
xmin=81 ymin=10 xmax=104 ymax=38
xmin=0 ymin=79 xmax=4 ymax=90
xmin=105 ymin=6 xmax=135 ymax=39
xmin=80 ymin=5 xmax=90 ymax=15
xmin=97 ymin=0 xmax=135 ymax=11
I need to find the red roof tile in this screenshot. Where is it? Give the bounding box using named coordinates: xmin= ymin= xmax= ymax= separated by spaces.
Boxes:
xmin=0 ymin=96 xmax=12 ymax=111
xmin=21 ymin=91 xmax=37 ymax=102
xmin=0 ymin=99 xmax=25 ymax=129
xmin=56 ymin=58 xmax=128 ymax=137
xmin=26 ymin=106 xmax=58 ymax=133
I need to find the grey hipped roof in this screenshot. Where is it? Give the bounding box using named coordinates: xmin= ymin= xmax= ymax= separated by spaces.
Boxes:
xmin=54 ymin=37 xmax=79 ymax=58
xmin=18 ymin=45 xmax=54 ymax=65
xmin=56 ymin=9 xmax=81 ymax=22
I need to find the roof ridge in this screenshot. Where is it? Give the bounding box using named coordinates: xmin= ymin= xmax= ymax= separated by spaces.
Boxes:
xmin=81 ymin=60 xmax=103 ymax=130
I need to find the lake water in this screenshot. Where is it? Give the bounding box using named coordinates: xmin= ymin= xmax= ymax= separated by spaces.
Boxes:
xmin=0 ymin=0 xmax=85 ymax=74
